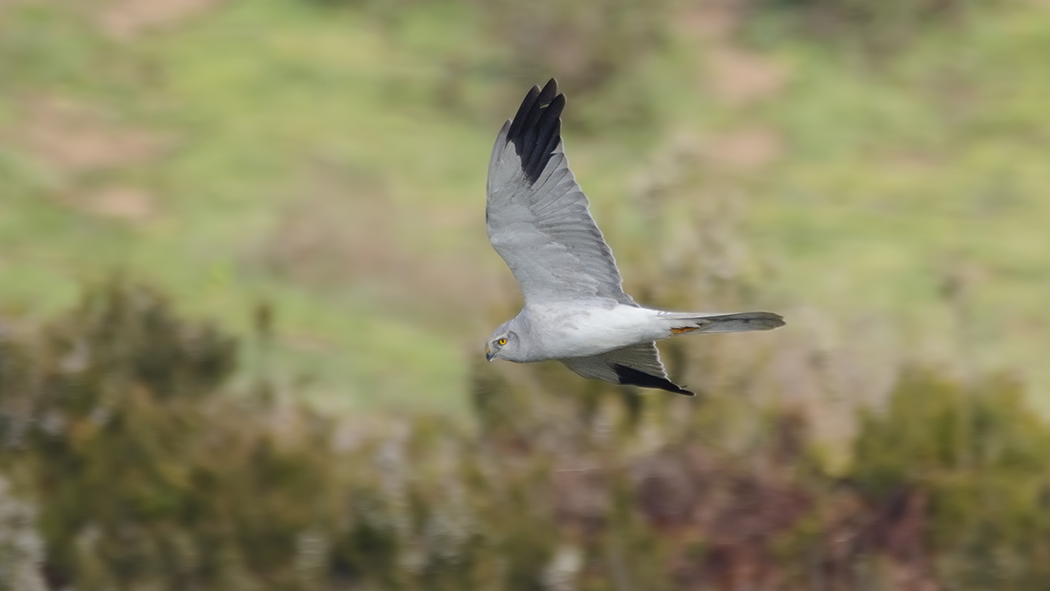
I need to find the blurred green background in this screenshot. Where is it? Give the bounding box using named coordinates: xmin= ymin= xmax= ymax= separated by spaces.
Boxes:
xmin=2 ymin=0 xmax=1047 ymax=414
xmin=3 ymin=0 xmax=1050 ymax=588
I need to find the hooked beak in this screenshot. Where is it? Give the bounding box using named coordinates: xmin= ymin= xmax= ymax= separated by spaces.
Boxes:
xmin=485 ymin=346 xmax=494 ymax=362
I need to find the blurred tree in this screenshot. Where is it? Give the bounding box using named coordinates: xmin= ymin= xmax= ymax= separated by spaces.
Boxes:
xmin=852 ymin=368 xmax=1050 ymax=589
xmin=0 ymin=476 xmax=47 ymax=591
xmin=0 ymin=283 xmax=330 ymax=590
xmin=3 ymin=282 xmax=1050 ymax=589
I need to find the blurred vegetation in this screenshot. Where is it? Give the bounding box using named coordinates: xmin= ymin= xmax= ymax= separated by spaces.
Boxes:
xmin=753 ymin=0 xmax=978 ymax=51
xmin=1 ymin=282 xmax=1050 ymax=589
xmin=1 ymin=0 xmax=1048 ymax=413
xmin=852 ymin=369 xmax=1050 ymax=589
xmin=478 ymin=0 xmax=673 ymax=93
xmin=306 ymin=0 xmax=673 ymax=89
xmin=2 ymin=1 xmax=1050 ymax=584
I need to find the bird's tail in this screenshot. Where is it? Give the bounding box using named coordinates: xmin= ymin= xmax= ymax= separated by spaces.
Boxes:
xmin=662 ymin=311 xmax=785 ymax=335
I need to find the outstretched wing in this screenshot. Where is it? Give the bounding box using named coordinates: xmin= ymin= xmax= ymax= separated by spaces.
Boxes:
xmin=561 ymin=342 xmax=694 ymax=396
xmin=486 ymin=79 xmax=633 ymax=306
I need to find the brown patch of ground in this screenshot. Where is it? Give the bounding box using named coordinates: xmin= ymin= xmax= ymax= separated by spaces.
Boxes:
xmin=881 ymin=151 xmax=943 ymax=173
xmin=675 ymin=1 xmax=790 ymax=106
xmin=264 ymin=189 xmax=400 ymax=287
xmin=677 ymin=0 xmax=747 ymax=41
xmin=98 ymin=0 xmax=223 ymax=40
xmin=81 ymin=185 xmax=156 ymax=222
xmin=706 ymin=47 xmax=789 ymax=106
xmin=255 ymin=170 xmax=496 ymax=312
xmin=16 ymin=97 xmax=168 ymax=173
xmin=704 ymin=127 xmax=782 ymax=171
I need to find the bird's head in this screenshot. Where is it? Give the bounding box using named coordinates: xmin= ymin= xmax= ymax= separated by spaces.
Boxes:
xmin=485 ymin=323 xmax=518 ymax=361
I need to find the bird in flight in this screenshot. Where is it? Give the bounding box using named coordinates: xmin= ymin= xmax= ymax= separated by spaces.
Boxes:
xmin=484 ymin=79 xmax=784 ymax=395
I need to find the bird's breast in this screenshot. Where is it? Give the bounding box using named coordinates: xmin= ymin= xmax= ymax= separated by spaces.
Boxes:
xmin=523 ymin=303 xmax=660 ymax=360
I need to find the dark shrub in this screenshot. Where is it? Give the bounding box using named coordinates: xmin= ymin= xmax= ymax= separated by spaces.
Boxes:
xmin=3 ymin=284 xmax=1050 ymax=590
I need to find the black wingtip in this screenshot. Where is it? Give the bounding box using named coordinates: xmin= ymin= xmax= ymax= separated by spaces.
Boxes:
xmin=506 ymin=79 xmax=564 ymax=185
xmin=613 ymin=364 xmax=695 ymax=396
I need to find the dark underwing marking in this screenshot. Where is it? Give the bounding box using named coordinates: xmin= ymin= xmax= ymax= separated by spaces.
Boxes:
xmin=506 ymin=78 xmax=564 ymax=185
xmin=612 ymin=364 xmax=694 ymax=396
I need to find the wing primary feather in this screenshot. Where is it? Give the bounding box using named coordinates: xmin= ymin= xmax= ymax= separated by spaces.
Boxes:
xmin=531 ymin=94 xmax=564 ymax=165
xmin=542 ymin=122 xmax=562 ymax=161
xmin=507 ymin=85 xmax=541 ymax=140
xmin=507 ymin=79 xmax=564 ymax=184
xmin=532 ymin=79 xmax=559 ymax=118
xmin=612 ymin=364 xmax=694 ymax=396
xmin=521 ymin=82 xmax=557 ymax=141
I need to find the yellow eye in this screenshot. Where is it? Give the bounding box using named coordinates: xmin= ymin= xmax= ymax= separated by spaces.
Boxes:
xmin=497 ymin=337 xmax=507 ymax=346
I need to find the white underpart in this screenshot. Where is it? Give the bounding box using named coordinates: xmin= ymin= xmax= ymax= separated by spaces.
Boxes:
xmin=520 ymin=303 xmax=667 ymax=361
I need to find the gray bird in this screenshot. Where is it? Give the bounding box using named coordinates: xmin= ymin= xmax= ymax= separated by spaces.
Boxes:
xmin=484 ymin=79 xmax=784 ymax=395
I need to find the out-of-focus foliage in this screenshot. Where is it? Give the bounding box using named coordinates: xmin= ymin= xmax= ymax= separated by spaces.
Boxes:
xmin=752 ymin=0 xmax=977 ymax=50
xmin=304 ymin=0 xmax=674 ymax=129
xmin=851 ymin=369 xmax=1050 ymax=589
xmin=1 ymin=0 xmax=1049 ymax=588
xmin=478 ymin=0 xmax=673 ymax=92
xmin=0 ymin=284 xmax=333 ymax=589
xmin=306 ymin=0 xmax=672 ymax=92
xmin=3 ymin=284 xmax=1050 ymax=590
xmin=0 ymin=477 xmax=47 ymax=591
xmin=1 ymin=0 xmax=1048 ymax=409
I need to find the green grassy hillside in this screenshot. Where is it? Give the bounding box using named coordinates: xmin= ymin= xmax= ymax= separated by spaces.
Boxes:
xmin=2 ymin=0 xmax=1048 ymax=414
